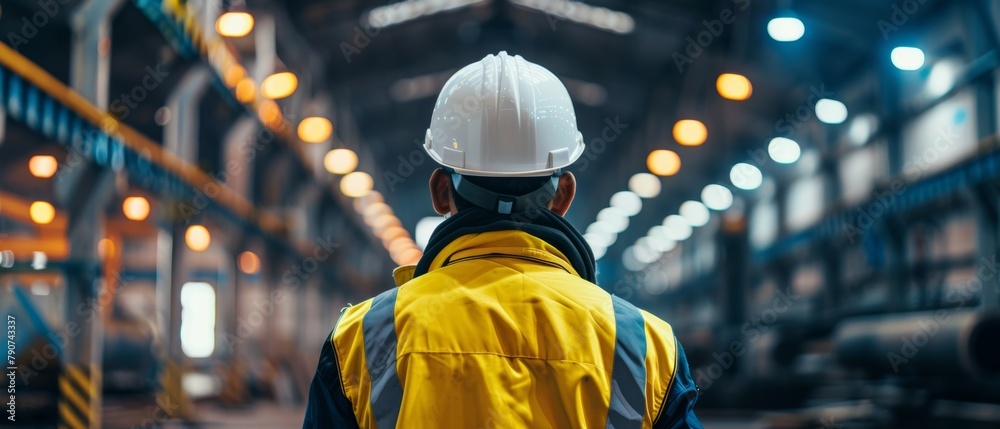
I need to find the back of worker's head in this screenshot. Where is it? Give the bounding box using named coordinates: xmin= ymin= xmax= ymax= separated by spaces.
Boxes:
xmin=424 ymin=52 xmax=584 ymax=216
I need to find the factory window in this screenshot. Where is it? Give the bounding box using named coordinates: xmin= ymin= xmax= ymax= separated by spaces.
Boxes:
xmin=180 ymin=282 xmax=216 ymax=358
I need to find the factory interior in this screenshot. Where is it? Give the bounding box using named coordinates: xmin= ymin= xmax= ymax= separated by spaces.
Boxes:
xmin=2 ymin=0 xmax=1000 ymax=427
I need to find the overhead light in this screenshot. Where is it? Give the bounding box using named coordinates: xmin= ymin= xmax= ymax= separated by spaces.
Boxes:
xmin=891 ymin=47 xmax=925 ymax=71
xmin=340 ymin=172 xmax=374 ymax=198
xmin=122 ymin=196 xmax=150 ymax=221
xmin=28 ymin=155 xmax=58 ymax=178
xmin=185 ymin=225 xmax=211 ymax=252
xmin=679 ymin=201 xmax=710 ymax=227
xmin=768 ymin=137 xmax=801 ymax=164
xmin=29 ymin=201 xmax=55 ymax=225
xmin=261 ymin=72 xmax=298 ymax=99
xmin=730 ymin=163 xmax=763 ymax=190
xmin=393 ymin=247 xmax=423 ymax=265
xmin=815 ymin=99 xmax=848 ymax=124
xmin=388 ymin=236 xmax=417 ymax=256
xmin=646 ymin=227 xmax=677 ymax=252
xmin=628 ymin=173 xmax=661 ymax=198
xmin=701 ymin=184 xmax=734 ymax=211
xmin=510 ymin=0 xmax=634 ymax=35
xmin=622 ymin=246 xmax=646 ymax=271
xmin=238 ymin=251 xmax=261 ymax=274
xmin=216 ymin=12 xmax=254 ymax=37
xmin=716 ymin=73 xmax=752 ymax=101
xmin=367 ymin=0 xmax=488 ymax=29
xmin=662 ymin=215 xmax=693 ymax=241
xmin=298 ymin=117 xmax=333 ymax=143
xmin=672 ymin=119 xmax=707 ymax=146
xmin=928 ymin=59 xmax=961 ymax=97
xmin=647 ymin=150 xmax=681 ymax=176
xmin=848 ymin=114 xmax=878 ymax=146
xmin=591 ymin=245 xmax=607 ymax=261
xmin=257 ymin=99 xmax=284 ymax=129
xmin=324 ymin=149 xmax=359 ymax=175
xmin=632 ymin=240 xmax=661 ymax=264
xmin=235 ymin=78 xmax=256 ymax=103
xmin=610 ymin=191 xmax=642 ymax=216
xmin=597 ymin=207 xmax=629 ymax=233
xmin=584 ymin=232 xmax=614 ymax=249
xmin=767 ymin=17 xmax=804 ymax=42
xmin=586 ymin=222 xmax=618 ymax=246
xmin=224 ymin=65 xmax=246 ymax=88
xmin=416 ymin=216 xmax=446 ymax=250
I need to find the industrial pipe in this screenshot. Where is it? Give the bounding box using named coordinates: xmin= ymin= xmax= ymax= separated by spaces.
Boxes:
xmin=833 ymin=310 xmax=1000 ymax=376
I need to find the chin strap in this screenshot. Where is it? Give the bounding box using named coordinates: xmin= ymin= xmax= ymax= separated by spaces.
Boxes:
xmin=451 ymin=173 xmax=559 ymax=215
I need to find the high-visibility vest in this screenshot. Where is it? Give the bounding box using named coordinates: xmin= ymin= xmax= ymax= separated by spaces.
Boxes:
xmin=331 ymin=231 xmax=687 ymax=428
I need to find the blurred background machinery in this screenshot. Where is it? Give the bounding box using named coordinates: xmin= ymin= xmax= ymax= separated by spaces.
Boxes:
xmin=1 ymin=0 xmax=999 ymax=428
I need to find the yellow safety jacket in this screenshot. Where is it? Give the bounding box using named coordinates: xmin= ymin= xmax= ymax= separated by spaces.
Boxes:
xmin=303 ymin=231 xmax=701 ymax=428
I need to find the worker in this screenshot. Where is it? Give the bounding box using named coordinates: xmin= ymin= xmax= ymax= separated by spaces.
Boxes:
xmin=303 ymin=51 xmax=702 ymax=428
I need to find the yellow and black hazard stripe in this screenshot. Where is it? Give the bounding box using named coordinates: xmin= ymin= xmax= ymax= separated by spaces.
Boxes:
xmin=58 ymin=364 xmax=100 ymax=429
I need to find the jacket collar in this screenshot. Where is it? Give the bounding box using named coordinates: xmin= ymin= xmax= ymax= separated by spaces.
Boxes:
xmin=391 ymin=230 xmax=580 ymax=286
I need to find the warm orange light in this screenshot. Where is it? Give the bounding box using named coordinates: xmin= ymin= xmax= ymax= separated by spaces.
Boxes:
xmin=362 ymin=202 xmax=392 ymax=225
xmin=298 ymin=117 xmax=333 ymax=143
xmin=28 ymin=155 xmax=58 ymax=178
xmin=387 ymin=236 xmax=415 ymax=255
xmin=394 ymin=247 xmax=423 ymax=265
xmin=353 ymin=191 xmax=384 ymax=212
xmin=29 ymin=201 xmax=55 ymax=224
xmin=647 ymin=150 xmax=681 ymax=176
xmin=373 ymin=217 xmax=402 ymax=238
xmin=324 ymin=149 xmax=359 ymax=175
xmin=238 ymin=251 xmax=261 ymax=274
xmin=216 ymin=12 xmax=254 ymax=37
xmin=235 ymin=77 xmax=256 ymax=103
xmin=185 ymin=225 xmax=211 ymax=252
xmin=122 ymin=196 xmax=150 ymax=221
xmin=261 ymin=72 xmax=298 ymax=99
xmin=224 ymin=65 xmax=247 ymax=88
xmin=340 ymin=172 xmax=373 ymax=198
xmin=98 ymin=238 xmax=115 ymax=260
xmin=672 ymin=120 xmax=707 ymax=146
xmin=258 ymin=99 xmax=284 ymax=129
xmin=716 ymin=73 xmax=752 ymax=101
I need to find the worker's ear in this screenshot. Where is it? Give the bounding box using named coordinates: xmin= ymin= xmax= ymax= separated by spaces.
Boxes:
xmin=548 ymin=171 xmax=576 ymax=216
xmin=430 ymin=168 xmax=457 ymax=215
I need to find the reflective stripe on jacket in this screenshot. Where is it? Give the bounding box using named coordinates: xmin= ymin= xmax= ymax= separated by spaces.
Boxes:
xmin=304 ymin=230 xmax=702 ymax=428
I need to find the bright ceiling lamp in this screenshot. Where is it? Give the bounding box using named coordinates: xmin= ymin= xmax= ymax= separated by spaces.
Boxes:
xmin=29 ymin=155 xmax=58 ymax=178
xmin=584 ymin=232 xmax=614 ymax=250
xmin=122 ymin=196 xmax=150 ymax=221
xmin=768 ymin=137 xmax=801 ymax=164
xmin=646 ymin=227 xmax=677 ymax=252
xmin=927 ymin=59 xmax=960 ymax=97
xmin=730 ymin=163 xmax=763 ymax=190
xmin=591 ymin=245 xmax=607 ymax=261
xmin=415 ymin=216 xmax=446 ymax=250
xmin=632 ymin=239 xmax=661 ymax=264
xmin=815 ymin=99 xmax=848 ymax=124
xmin=510 ymin=0 xmax=634 ymax=34
xmin=261 ymin=72 xmax=298 ymax=99
xmin=847 ymin=114 xmax=878 ymax=146
xmin=597 ymin=207 xmax=629 ymax=233
xmin=586 ymin=222 xmax=618 ymax=247
xmin=29 ymin=201 xmax=56 ymax=225
xmin=238 ymin=251 xmax=261 ymax=274
xmin=367 ymin=0 xmax=488 ymax=29
xmin=679 ymin=201 xmax=710 ymax=227
xmin=216 ymin=12 xmax=254 ymax=37
xmin=891 ymin=47 xmax=925 ymax=70
xmin=610 ymin=191 xmax=642 ymax=216
xmin=672 ymin=119 xmax=707 ymax=146
xmin=622 ymin=246 xmax=646 ymax=271
xmin=340 ymin=172 xmax=374 ymax=198
xmin=324 ymin=149 xmax=359 ymax=175
xmin=628 ymin=173 xmax=661 ymax=198
xmin=185 ymin=225 xmax=211 ymax=252
xmin=701 ymin=184 xmax=734 ymax=211
xmin=662 ymin=215 xmax=693 ymax=241
xmin=298 ymin=117 xmax=333 ymax=143
xmin=767 ymin=17 xmax=804 ymax=42
xmin=716 ymin=73 xmax=752 ymax=101
xmin=394 ymin=247 xmax=423 ymax=266
xmin=647 ymin=150 xmax=681 ymax=176
xmin=224 ymin=64 xmax=246 ymax=88
xmin=235 ymin=78 xmax=256 ymax=103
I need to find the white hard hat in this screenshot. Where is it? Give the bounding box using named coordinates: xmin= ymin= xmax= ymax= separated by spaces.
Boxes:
xmin=424 ymin=51 xmax=585 ymax=177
